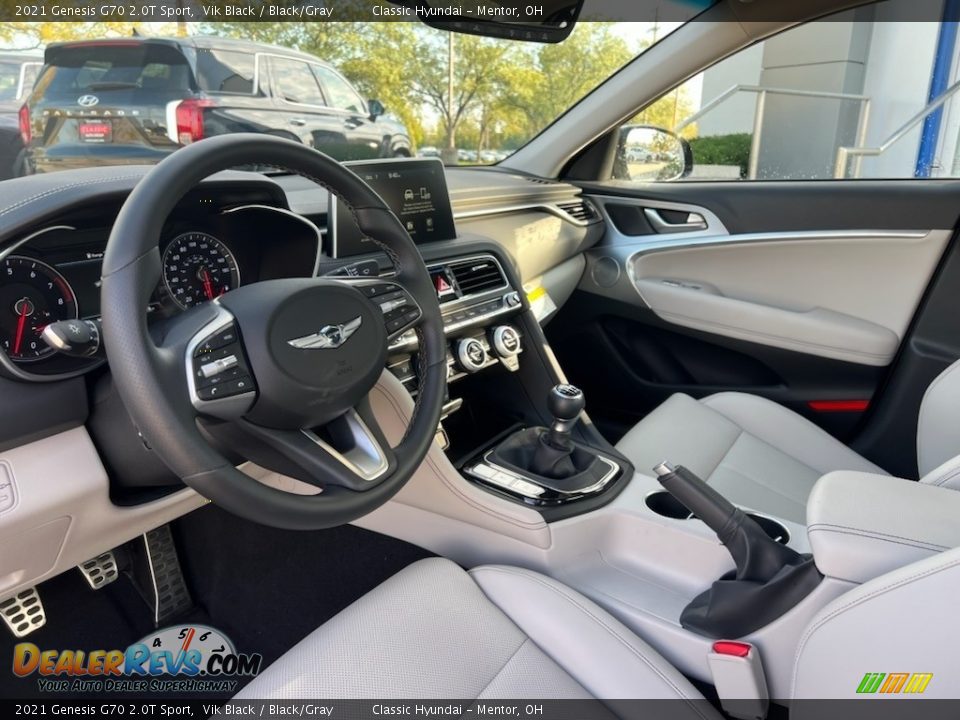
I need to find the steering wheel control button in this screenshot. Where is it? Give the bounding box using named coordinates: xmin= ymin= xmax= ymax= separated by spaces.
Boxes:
xmin=360 ymin=282 xmax=421 ymax=337
xmin=196 ymin=325 xmax=239 ymax=353
xmin=456 ymin=337 xmax=487 ymax=373
xmin=199 ymin=353 xmax=239 ymax=378
xmin=327 ymin=259 xmax=380 ymax=278
xmin=190 ymin=319 xmax=258 ymax=408
xmin=379 ymin=298 xmax=407 ymax=315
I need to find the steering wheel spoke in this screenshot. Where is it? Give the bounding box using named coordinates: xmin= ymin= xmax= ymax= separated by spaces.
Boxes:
xmin=234 ymin=400 xmax=397 ymax=493
xmin=332 ymin=277 xmax=424 ymax=342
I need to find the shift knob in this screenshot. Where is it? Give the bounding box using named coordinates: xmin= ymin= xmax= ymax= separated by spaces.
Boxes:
xmin=548 ymin=384 xmax=585 ymax=422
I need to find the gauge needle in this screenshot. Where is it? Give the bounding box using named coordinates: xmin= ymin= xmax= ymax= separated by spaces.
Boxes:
xmin=201 ymin=268 xmax=214 ymax=301
xmin=12 ymin=301 xmax=29 ymax=355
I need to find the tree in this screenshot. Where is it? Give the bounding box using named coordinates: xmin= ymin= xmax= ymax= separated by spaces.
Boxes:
xmin=409 ymin=31 xmax=511 ymax=155
xmin=504 ymin=23 xmax=633 ymax=140
xmin=632 ymin=87 xmax=698 ymax=138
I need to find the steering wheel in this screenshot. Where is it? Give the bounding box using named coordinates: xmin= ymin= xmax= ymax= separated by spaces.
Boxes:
xmin=100 ymin=134 xmax=447 ymax=530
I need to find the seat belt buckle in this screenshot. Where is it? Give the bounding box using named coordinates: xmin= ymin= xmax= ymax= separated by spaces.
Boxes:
xmin=707 ymin=641 xmax=769 ymax=720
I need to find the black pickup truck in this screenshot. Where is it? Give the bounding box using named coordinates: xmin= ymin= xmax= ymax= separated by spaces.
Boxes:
xmin=19 ymin=36 xmax=411 ymax=174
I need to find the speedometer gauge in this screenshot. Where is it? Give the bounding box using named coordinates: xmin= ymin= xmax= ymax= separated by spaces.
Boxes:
xmin=162 ymin=232 xmax=240 ymax=310
xmin=0 ymin=256 xmax=79 ymax=362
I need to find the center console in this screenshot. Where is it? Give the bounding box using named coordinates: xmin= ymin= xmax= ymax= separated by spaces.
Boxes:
xmin=464 ymin=384 xmax=623 ymax=504
xmin=372 ymin=251 xmax=626 ymax=507
xmin=806 ymin=470 xmax=960 ymax=584
xmin=325 ymin=156 xmax=633 ymax=514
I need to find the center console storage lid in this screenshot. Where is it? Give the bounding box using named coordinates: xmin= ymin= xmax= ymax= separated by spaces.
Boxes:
xmin=807 ymin=471 xmax=960 ymax=584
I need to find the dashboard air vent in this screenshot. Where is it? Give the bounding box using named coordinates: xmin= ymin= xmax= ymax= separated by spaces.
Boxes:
xmin=556 ymin=199 xmax=597 ymax=223
xmin=524 ymin=176 xmax=553 ymax=185
xmin=449 ymin=257 xmax=506 ymax=297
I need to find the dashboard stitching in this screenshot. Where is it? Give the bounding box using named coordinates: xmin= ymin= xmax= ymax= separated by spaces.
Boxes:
xmin=0 ymin=175 xmax=146 ymax=224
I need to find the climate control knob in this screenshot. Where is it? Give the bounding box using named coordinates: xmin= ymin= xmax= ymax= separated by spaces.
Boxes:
xmin=455 ymin=337 xmax=487 ymax=373
xmin=491 ymin=325 xmax=521 ymax=357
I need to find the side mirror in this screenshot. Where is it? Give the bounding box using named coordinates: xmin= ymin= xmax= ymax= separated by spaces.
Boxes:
xmin=367 ymin=99 xmax=385 ymax=120
xmin=615 ymin=125 xmax=693 ymax=182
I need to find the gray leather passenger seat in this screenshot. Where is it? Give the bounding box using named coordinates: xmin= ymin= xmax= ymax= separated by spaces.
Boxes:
xmin=615 ymin=360 xmax=960 ymax=523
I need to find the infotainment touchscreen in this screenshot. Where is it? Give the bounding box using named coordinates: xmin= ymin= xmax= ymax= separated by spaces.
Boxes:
xmin=331 ymin=158 xmax=457 ymax=258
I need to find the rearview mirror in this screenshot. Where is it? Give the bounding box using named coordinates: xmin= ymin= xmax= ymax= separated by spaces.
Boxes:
xmin=368 ymin=99 xmax=385 ymax=120
xmin=615 ymin=125 xmax=693 ymax=182
xmin=389 ymin=0 xmax=583 ymax=43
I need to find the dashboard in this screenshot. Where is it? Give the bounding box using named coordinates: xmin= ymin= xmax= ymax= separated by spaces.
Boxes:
xmin=0 ymin=163 xmax=602 ymax=401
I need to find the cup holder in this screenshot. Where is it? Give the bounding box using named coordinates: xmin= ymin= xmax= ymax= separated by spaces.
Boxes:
xmin=645 ymin=490 xmax=694 ymax=520
xmin=645 ymin=490 xmax=790 ymax=544
xmin=744 ymin=513 xmax=790 ymax=545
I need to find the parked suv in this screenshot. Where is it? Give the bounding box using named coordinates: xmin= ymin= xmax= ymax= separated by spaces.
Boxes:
xmin=19 ymin=36 xmax=411 ymax=174
xmin=0 ymin=50 xmax=42 ymax=179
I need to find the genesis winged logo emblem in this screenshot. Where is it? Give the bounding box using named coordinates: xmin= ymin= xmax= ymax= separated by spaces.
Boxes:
xmin=287 ymin=316 xmax=362 ymax=350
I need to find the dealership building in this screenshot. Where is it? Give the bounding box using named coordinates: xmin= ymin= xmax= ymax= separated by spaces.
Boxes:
xmin=695 ymin=1 xmax=959 ymax=180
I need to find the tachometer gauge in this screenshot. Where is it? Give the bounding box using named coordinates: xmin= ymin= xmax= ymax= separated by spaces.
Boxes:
xmin=162 ymin=232 xmax=240 ymax=310
xmin=0 ymin=256 xmax=79 ymax=362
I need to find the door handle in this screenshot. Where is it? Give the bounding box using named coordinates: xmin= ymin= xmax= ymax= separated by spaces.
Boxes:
xmin=289 ymin=118 xmax=307 ymax=127
xmin=644 ymin=208 xmax=708 ymax=234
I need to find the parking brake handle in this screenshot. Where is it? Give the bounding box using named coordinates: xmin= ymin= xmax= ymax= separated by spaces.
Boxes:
xmin=654 ymin=462 xmax=821 ymax=638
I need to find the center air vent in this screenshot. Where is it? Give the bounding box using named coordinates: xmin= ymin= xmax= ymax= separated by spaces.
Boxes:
xmin=448 ymin=257 xmax=506 ymax=297
xmin=556 ymin=199 xmax=597 ymax=223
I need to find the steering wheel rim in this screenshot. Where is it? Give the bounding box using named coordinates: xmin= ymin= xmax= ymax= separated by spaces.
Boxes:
xmin=101 ymin=134 xmax=447 ymax=530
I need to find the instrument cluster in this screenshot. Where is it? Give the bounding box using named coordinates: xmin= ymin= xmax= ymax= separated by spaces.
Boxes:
xmin=0 ymin=203 xmax=321 ymax=378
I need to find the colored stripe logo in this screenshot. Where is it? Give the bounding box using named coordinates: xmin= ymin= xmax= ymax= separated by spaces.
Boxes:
xmin=857 ymin=672 xmax=933 ymax=694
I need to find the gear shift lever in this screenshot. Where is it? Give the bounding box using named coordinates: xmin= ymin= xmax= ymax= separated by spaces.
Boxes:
xmin=526 ymin=384 xmax=586 ymax=478
xmin=545 ymin=384 xmax=585 ymax=450
xmin=486 ymin=383 xmax=610 ymax=487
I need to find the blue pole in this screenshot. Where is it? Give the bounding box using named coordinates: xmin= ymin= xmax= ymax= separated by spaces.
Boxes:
xmin=916 ymin=0 xmax=960 ymax=178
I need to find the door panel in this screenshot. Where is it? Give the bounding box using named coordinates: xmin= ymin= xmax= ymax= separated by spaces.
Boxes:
xmin=546 ymin=181 xmax=960 ymax=473
xmin=630 ymin=229 xmax=950 ymax=366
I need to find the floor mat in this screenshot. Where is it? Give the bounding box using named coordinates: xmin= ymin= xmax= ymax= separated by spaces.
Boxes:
xmin=0 ymin=505 xmax=434 ymax=698
xmin=173 ymin=505 xmax=435 ymax=674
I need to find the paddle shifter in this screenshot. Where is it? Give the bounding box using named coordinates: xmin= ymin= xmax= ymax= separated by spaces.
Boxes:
xmin=653 ymin=462 xmax=822 ymax=638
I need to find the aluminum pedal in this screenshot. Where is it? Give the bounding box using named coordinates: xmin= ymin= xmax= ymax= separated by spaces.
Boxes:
xmin=79 ymin=550 xmax=119 ymax=590
xmin=0 ymin=587 xmax=46 ymax=637
xmin=143 ymin=525 xmax=193 ymax=625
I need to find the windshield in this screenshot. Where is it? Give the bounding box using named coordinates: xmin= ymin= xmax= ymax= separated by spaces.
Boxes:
xmin=2 ymin=19 xmax=678 ymax=173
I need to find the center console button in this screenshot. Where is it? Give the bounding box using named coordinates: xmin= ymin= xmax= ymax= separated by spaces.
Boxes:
xmin=456 ymin=338 xmax=487 ymax=373
xmin=491 ymin=325 xmax=521 ymax=357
